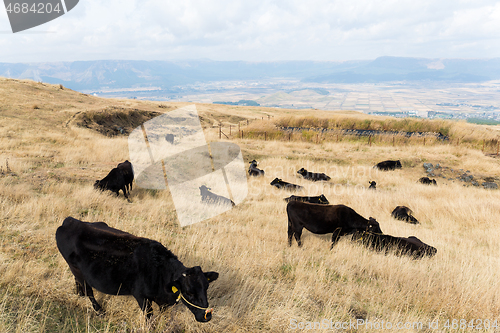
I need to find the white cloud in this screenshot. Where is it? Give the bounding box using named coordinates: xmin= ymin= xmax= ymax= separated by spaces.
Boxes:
xmin=0 ymin=0 xmax=499 ymax=62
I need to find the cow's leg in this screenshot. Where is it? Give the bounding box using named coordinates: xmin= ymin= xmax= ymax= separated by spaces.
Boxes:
xmin=75 ymin=279 xmax=85 ymax=296
xmin=294 ymin=228 xmax=303 ymax=247
xmin=330 ymin=228 xmax=343 ymax=249
xmin=287 ymin=224 xmax=294 ymax=246
xmin=121 ymin=186 xmax=129 ymax=199
xmin=135 ymin=296 xmax=154 ymax=319
xmin=68 ymin=264 xmax=85 ymax=296
xmin=287 ymin=216 xmax=302 ymax=247
xmin=67 ymin=264 xmax=103 ymax=314
xmin=75 ymin=278 xmax=102 ymax=313
xmin=85 ymin=283 xmax=103 ymax=314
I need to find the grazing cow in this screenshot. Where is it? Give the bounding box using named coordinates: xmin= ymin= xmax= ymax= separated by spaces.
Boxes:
xmin=94 ymin=167 xmax=129 ymax=199
xmin=419 ymin=177 xmax=437 ymax=185
xmin=248 ymin=160 xmax=265 ymax=176
xmin=165 ymin=134 xmax=175 ymax=144
xmin=117 ymin=160 xmax=134 ymax=193
xmin=296 ymin=168 xmax=330 ymax=181
xmin=368 ymin=181 xmax=376 ymax=189
xmin=199 ymin=185 xmax=235 ymax=206
xmin=55 ymin=217 xmax=219 ymax=321
xmin=284 ymin=194 xmax=329 ymax=205
xmin=356 ymin=232 xmax=437 ymax=258
xmin=270 ymin=178 xmax=304 ymax=191
xmin=286 ymin=201 xmax=383 ymax=249
xmin=391 ymin=206 xmax=419 ymax=224
xmin=374 ymin=160 xmax=402 ymax=171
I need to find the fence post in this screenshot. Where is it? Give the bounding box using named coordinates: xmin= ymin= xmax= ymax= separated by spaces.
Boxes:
xmin=241 ymin=130 xmax=244 ymax=139
xmin=369 ymin=135 xmax=372 ymax=147
xmin=392 ymin=136 xmax=395 ymax=147
xmin=219 ymin=123 xmax=221 ymax=139
xmin=423 ymin=137 xmax=426 ymax=146
xmin=289 ymin=133 xmax=291 ymax=141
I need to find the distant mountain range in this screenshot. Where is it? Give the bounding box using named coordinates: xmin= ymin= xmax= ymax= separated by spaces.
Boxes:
xmin=302 ymin=57 xmax=500 ymax=83
xmin=1 ymin=57 xmax=500 ymax=91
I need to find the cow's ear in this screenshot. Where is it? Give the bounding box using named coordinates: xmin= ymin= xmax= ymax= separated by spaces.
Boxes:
xmin=204 ymin=271 xmax=219 ymax=283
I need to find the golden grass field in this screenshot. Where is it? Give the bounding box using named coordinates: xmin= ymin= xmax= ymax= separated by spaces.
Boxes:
xmin=1 ymin=77 xmax=500 ymax=332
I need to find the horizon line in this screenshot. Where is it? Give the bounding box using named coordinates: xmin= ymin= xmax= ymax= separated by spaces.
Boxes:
xmin=0 ymin=56 xmax=499 ymax=64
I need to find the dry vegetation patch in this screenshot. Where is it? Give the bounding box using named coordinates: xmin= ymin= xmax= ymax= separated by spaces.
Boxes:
xmin=1 ymin=78 xmax=500 ymax=332
xmin=74 ymin=107 xmax=161 ymax=137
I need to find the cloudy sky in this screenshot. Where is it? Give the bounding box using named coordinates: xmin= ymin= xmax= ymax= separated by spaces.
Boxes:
xmin=1 ymin=0 xmax=500 ymax=63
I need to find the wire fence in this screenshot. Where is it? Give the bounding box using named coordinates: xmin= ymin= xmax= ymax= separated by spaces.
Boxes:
xmin=214 ymin=118 xmax=500 ymax=156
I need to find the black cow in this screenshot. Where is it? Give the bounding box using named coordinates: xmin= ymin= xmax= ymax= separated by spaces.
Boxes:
xmin=248 ymin=160 xmax=265 ymax=176
xmin=374 ymin=160 xmax=402 ymax=171
xmin=355 ymin=232 xmax=437 ymax=258
xmin=94 ymin=167 xmax=129 ymax=199
xmin=117 ymin=160 xmax=134 ymax=193
xmin=368 ymin=181 xmax=376 ymax=189
xmin=165 ymin=134 xmax=175 ymax=144
xmin=286 ymin=201 xmax=383 ymax=249
xmin=284 ymin=194 xmax=329 ymax=205
xmin=199 ymin=185 xmax=235 ymax=206
xmin=296 ymin=168 xmax=330 ymax=181
xmin=391 ymin=206 xmax=419 ymax=224
xmin=270 ymin=178 xmax=304 ymax=191
xmin=419 ymin=177 xmax=437 ymax=185
xmin=55 ymin=217 xmax=219 ymax=321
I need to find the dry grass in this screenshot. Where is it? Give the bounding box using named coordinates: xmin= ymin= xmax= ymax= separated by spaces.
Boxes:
xmin=274 ymin=114 xmax=451 ymax=134
xmin=1 ymin=77 xmax=500 ymax=332
xmin=239 ymin=114 xmax=500 ymax=152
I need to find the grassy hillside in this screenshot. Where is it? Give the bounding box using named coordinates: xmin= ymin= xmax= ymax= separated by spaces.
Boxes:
xmin=1 ymin=77 xmax=500 ymax=332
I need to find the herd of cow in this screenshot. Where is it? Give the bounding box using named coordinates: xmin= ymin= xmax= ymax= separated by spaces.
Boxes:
xmin=55 ymin=157 xmax=436 ymax=323
xmin=247 ymin=159 xmax=436 ymax=258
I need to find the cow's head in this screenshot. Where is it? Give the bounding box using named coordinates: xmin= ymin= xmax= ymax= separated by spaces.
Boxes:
xmin=408 ymin=215 xmax=420 ymax=224
xmin=249 ymin=160 xmax=257 ymax=165
xmin=405 ymin=236 xmax=437 ymax=258
xmin=199 ymin=185 xmax=211 ymax=195
xmin=318 ymin=194 xmax=329 ymax=204
xmin=94 ymin=180 xmax=103 ymax=190
xmin=297 ymin=168 xmax=306 ymax=175
xmin=367 ymin=217 xmax=383 ymax=234
xmin=167 ymin=266 xmax=219 ymax=322
xmin=270 ymin=178 xmax=281 ymax=186
xmin=395 ymin=160 xmax=402 ymax=168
